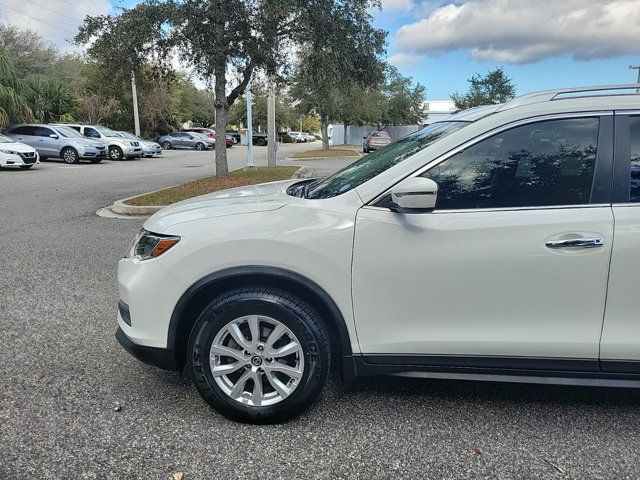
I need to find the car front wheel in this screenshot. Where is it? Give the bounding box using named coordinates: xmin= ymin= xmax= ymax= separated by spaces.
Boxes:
xmin=256 ymin=138 xmax=267 ymax=147
xmin=109 ymin=146 xmax=124 ymax=160
xmin=162 ymin=141 xmax=172 ymax=150
xmin=61 ymin=147 xmax=79 ymax=164
xmin=187 ymin=287 xmax=330 ymax=424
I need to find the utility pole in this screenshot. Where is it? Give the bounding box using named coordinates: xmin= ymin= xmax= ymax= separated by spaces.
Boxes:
xmin=630 ymin=65 xmax=640 ymax=93
xmin=131 ymin=70 xmax=141 ymax=137
xmin=246 ymin=79 xmax=254 ymax=168
xmin=267 ymin=80 xmax=276 ymax=167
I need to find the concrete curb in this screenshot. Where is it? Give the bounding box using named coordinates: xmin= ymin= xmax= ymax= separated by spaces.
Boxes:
xmin=100 ymin=166 xmax=310 ymax=218
xmin=285 ymin=154 xmax=362 ymax=162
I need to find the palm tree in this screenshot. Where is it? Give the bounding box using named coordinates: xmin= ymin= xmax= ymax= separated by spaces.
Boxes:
xmin=0 ymin=46 xmax=33 ymax=126
xmin=23 ymin=77 xmax=77 ymax=123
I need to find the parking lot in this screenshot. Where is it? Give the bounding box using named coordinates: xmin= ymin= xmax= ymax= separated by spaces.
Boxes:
xmin=2 ymin=146 xmax=640 ymax=479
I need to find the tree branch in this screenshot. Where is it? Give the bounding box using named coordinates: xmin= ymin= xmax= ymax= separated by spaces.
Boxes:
xmin=226 ymin=60 xmax=255 ymax=106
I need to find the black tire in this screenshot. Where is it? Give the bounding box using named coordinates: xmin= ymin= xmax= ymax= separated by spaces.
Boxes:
xmin=109 ymin=146 xmax=124 ymax=161
xmin=195 ymin=142 xmax=205 ymax=151
xmin=256 ymin=138 xmax=267 ymax=147
xmin=90 ymin=158 xmax=103 ymax=164
xmin=187 ymin=286 xmax=331 ymax=424
xmin=162 ymin=141 xmax=172 ymax=150
xmin=19 ymin=165 xmax=33 ymax=169
xmin=61 ymin=147 xmax=79 ymax=164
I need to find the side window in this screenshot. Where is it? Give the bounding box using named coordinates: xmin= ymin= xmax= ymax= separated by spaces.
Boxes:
xmin=35 ymin=126 xmax=54 ymax=137
xmin=422 ymin=118 xmax=600 ymax=210
xmin=85 ymin=127 xmax=100 ymax=138
xmin=13 ymin=126 xmax=35 ymax=135
xmin=628 ymin=117 xmax=640 ymax=202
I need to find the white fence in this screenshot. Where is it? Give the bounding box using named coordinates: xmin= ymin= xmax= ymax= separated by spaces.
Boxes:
xmin=331 ymin=124 xmax=421 ymax=145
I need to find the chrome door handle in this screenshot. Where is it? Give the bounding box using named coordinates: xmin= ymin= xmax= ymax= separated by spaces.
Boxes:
xmin=546 ymin=237 xmax=604 ymax=249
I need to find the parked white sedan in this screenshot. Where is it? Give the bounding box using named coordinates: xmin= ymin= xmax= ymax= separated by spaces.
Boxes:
xmin=0 ymin=134 xmax=39 ymax=169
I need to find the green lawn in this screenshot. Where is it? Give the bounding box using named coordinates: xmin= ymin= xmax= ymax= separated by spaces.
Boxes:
xmin=125 ymin=166 xmax=300 ymax=206
xmin=290 ymin=148 xmax=361 ymax=159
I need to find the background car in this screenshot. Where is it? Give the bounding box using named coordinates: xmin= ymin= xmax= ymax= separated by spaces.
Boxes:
xmin=0 ymin=134 xmax=39 ymax=169
xmin=362 ymin=130 xmax=392 ymax=152
xmin=116 ymin=131 xmax=163 ymax=157
xmin=52 ymin=124 xmax=142 ymax=160
xmin=226 ymin=131 xmax=241 ymax=144
xmin=183 ymin=127 xmax=233 ymax=147
xmin=304 ymin=133 xmax=316 ymax=142
xmin=159 ymin=132 xmax=215 ymax=150
xmin=5 ymin=124 xmax=106 ymax=164
xmin=288 ymin=131 xmax=305 ymax=143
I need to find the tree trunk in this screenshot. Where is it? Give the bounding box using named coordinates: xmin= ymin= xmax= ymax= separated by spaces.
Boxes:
xmin=343 ymin=123 xmax=348 ymax=145
xmin=321 ymin=117 xmax=330 ymax=151
xmin=214 ymin=65 xmax=229 ymax=177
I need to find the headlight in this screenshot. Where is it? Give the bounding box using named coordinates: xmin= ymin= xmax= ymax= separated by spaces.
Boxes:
xmin=129 ymin=141 xmax=136 ymax=146
xmin=0 ymin=149 xmax=17 ymax=155
xmin=128 ymin=229 xmax=180 ymax=260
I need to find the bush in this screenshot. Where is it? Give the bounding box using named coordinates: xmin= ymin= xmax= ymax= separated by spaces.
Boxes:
xmin=281 ymin=134 xmax=294 ymax=143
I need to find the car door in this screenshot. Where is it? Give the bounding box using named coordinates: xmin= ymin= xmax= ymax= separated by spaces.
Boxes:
xmin=8 ymin=126 xmax=37 ymax=148
xmin=600 ymin=112 xmax=640 ymax=372
xmin=352 ymin=114 xmax=614 ymax=368
xmin=34 ymin=126 xmax=59 ymax=157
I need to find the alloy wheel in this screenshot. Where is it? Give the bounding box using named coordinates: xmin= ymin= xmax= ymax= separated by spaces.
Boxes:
xmin=63 ymin=148 xmax=78 ymax=164
xmin=209 ymin=315 xmax=304 ymax=407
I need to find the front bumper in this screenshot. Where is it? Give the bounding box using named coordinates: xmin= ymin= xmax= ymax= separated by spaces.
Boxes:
xmin=79 ymin=147 xmax=106 ymax=159
xmin=143 ymin=146 xmax=163 ymax=156
xmin=0 ymin=151 xmax=40 ymax=167
xmin=123 ymin=146 xmax=143 ymax=158
xmin=116 ymin=327 xmax=177 ymax=370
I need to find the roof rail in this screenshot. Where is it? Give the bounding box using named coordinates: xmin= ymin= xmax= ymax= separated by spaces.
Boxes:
xmin=496 ymin=84 xmax=640 ymax=111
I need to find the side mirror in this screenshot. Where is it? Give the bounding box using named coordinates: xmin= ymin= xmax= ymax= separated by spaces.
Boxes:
xmin=49 ymin=134 xmax=58 ymax=139
xmin=363 ymin=136 xmax=367 ymax=139
xmin=188 ymin=135 xmax=194 ymax=139
xmin=390 ymin=177 xmax=438 ymax=213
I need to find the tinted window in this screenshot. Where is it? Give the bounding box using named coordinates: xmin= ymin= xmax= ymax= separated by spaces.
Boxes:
xmin=629 ymin=117 xmax=640 ymax=202
xmin=372 ymin=132 xmax=390 ymax=138
xmin=422 ymin=118 xmax=600 ymax=209
xmin=34 ymin=126 xmax=54 ymax=137
xmin=12 ymin=126 xmax=36 ymax=135
xmin=85 ymin=127 xmax=100 ymax=138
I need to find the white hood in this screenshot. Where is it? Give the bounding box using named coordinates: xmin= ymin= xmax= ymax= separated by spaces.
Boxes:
xmin=144 ymin=179 xmax=301 ymax=233
xmin=0 ymin=141 xmax=36 ymax=153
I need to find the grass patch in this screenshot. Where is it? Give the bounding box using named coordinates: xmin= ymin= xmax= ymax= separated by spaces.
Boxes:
xmin=125 ymin=166 xmax=300 ymax=206
xmin=290 ymin=148 xmax=360 ymax=159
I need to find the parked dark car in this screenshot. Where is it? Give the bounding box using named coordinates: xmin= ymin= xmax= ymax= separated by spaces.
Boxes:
xmin=226 ymin=131 xmax=241 ymax=144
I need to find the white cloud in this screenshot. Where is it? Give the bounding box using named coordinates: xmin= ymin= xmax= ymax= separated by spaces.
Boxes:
xmin=394 ymin=0 xmax=640 ymax=63
xmin=389 ymin=52 xmax=422 ymax=65
xmin=0 ymin=0 xmax=111 ymax=50
xmin=381 ymin=0 xmax=415 ymax=12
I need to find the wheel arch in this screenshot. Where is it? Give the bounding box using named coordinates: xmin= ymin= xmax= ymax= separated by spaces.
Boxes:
xmin=168 ymin=266 xmax=356 ymax=382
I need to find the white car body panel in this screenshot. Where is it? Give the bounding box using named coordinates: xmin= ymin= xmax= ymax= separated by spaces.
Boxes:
xmin=0 ymin=141 xmax=39 ymax=167
xmin=601 ymin=205 xmax=640 ymax=361
xmin=352 ymin=206 xmax=613 ymax=357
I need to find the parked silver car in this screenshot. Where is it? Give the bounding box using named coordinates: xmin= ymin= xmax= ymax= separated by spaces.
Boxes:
xmin=5 ymin=124 xmax=106 ymax=164
xmin=363 ymin=130 xmax=392 ymax=153
xmin=116 ymin=131 xmax=162 ymax=157
xmin=158 ymin=131 xmax=215 ymax=150
xmin=51 ymin=124 xmax=143 ymax=160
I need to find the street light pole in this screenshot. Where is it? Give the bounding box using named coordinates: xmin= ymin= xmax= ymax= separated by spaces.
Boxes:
xmin=246 ymin=79 xmax=254 ymax=168
xmin=267 ymin=80 xmax=276 ymax=167
xmin=630 ymin=65 xmax=640 ymax=93
xmin=131 ymin=70 xmax=141 ymax=137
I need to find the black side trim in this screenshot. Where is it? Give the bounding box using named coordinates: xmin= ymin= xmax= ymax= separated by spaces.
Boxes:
xmin=116 ymin=328 xmax=177 ymax=371
xmin=362 ymin=354 xmax=599 ymax=372
xmin=353 ymin=355 xmax=640 ymax=384
xmin=612 ymin=112 xmax=631 ymax=203
xmin=591 ymin=114 xmax=614 ymax=204
xmin=601 ymin=360 xmax=640 ymax=374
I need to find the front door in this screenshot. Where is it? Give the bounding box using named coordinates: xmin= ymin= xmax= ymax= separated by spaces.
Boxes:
xmin=352 ymin=115 xmax=614 ymax=366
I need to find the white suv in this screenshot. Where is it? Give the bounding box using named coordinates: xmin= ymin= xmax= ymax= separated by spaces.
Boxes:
xmin=117 ymin=85 xmax=640 ymax=423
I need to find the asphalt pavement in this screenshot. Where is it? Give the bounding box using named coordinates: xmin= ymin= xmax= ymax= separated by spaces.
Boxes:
xmin=1 ymin=144 xmax=640 ymax=479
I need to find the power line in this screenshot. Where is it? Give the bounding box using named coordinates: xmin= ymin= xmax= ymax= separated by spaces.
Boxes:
xmin=0 ymin=2 xmax=77 ymax=36
xmin=22 ymin=0 xmax=86 ymax=28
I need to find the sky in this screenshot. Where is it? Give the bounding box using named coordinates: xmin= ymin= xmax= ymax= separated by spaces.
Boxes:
xmin=1 ymin=0 xmax=640 ymax=100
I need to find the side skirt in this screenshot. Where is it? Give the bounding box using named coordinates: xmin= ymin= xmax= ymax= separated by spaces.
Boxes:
xmin=347 ymin=354 xmax=640 ymax=388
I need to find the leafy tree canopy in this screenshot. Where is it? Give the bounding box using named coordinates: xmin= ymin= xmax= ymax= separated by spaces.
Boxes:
xmin=451 ymin=67 xmax=516 ymax=110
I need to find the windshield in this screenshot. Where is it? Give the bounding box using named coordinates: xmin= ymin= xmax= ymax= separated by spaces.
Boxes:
xmin=55 ymin=126 xmax=84 ymax=138
xmin=96 ymin=126 xmax=118 ymax=137
xmin=0 ymin=134 xmax=13 ymax=143
xmin=119 ymin=132 xmax=138 ymax=141
xmin=305 ymin=121 xmax=470 ymax=199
